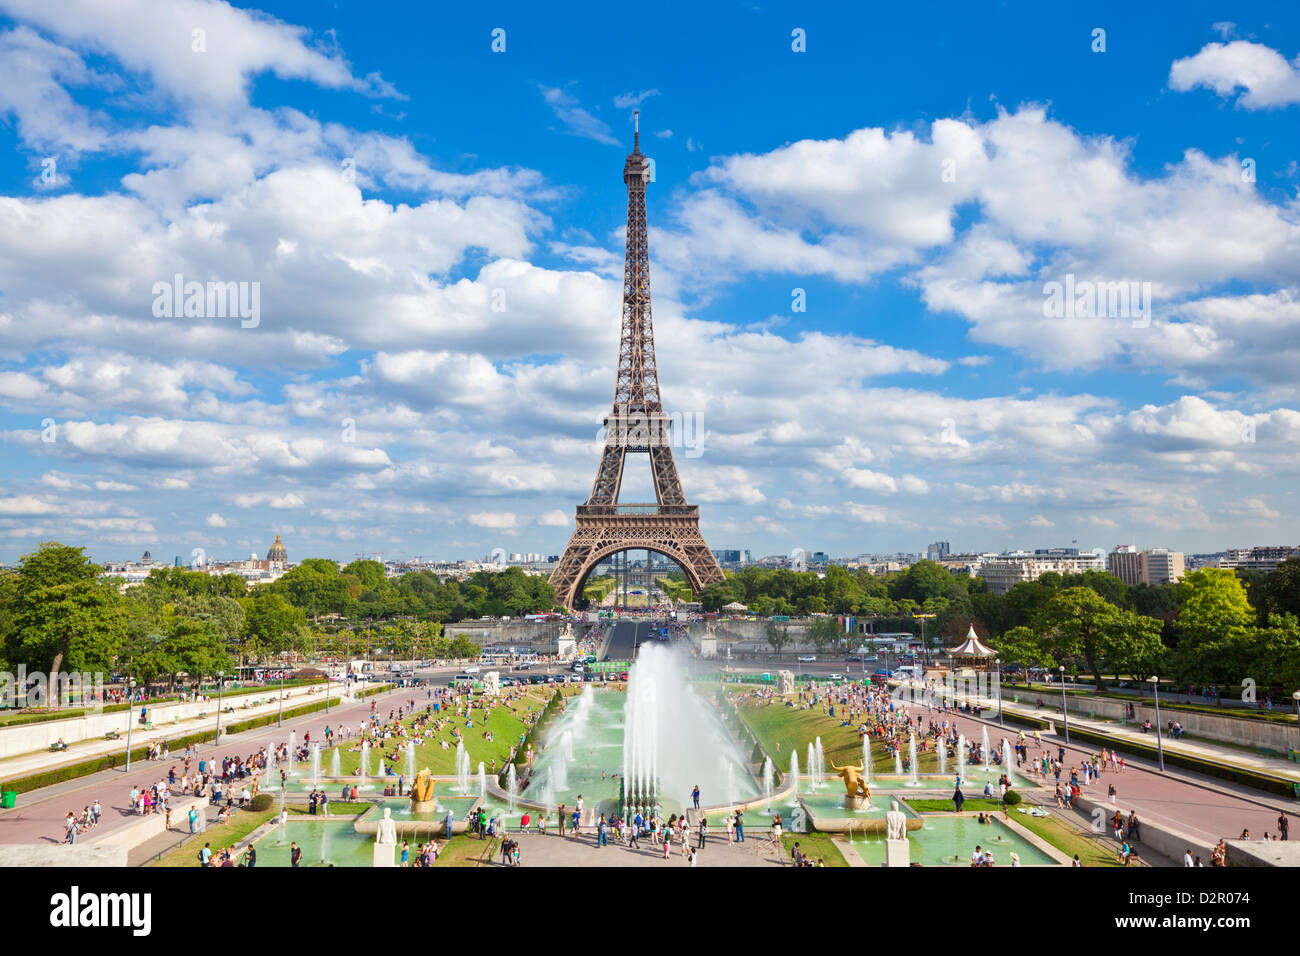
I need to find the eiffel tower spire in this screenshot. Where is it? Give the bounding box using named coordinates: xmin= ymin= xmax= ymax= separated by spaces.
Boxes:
xmin=549 ymin=117 xmax=725 ymax=610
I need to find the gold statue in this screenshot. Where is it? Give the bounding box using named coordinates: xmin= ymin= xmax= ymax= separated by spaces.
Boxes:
xmin=828 ymin=759 xmax=872 ymax=803
xmin=410 ymin=767 xmax=435 ymax=805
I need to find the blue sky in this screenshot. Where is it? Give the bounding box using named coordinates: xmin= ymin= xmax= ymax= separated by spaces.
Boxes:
xmin=1 ymin=0 xmax=1298 ymax=564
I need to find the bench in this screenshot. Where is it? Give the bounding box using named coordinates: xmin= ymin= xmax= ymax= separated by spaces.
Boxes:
xmin=103 ymin=732 xmax=120 ymax=741
xmin=1259 ymin=747 xmax=1279 ymax=757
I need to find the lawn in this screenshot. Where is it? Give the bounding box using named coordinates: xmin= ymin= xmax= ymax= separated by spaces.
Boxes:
xmin=738 ymin=698 xmax=945 ymax=774
xmin=432 ymin=834 xmax=500 ymax=867
xmin=781 ymin=832 xmax=849 ymax=867
xmin=1012 ymin=810 xmax=1131 ymax=867
xmin=151 ymin=807 xmax=278 ymax=867
xmin=905 ymin=798 xmax=1004 ymax=813
xmin=313 ymin=688 xmax=558 ymax=777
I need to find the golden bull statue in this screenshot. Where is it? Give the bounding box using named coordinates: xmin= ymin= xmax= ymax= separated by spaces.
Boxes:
xmin=410 ymin=768 xmax=435 ymax=806
xmin=828 ymin=759 xmax=871 ymax=802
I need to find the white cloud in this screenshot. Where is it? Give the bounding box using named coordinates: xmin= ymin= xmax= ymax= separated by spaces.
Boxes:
xmin=1170 ymin=40 xmax=1300 ymax=109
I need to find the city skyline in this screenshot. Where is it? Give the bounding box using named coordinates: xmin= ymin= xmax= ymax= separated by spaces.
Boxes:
xmin=2 ymin=2 xmax=1300 ymax=563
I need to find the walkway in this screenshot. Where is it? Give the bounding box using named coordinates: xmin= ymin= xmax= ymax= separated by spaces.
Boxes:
xmin=0 ymin=683 xmax=414 ymax=849
xmin=471 ymin=828 xmax=785 ymax=867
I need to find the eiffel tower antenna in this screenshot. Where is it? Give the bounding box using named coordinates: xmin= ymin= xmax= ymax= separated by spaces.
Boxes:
xmin=549 ymin=118 xmax=725 ymax=610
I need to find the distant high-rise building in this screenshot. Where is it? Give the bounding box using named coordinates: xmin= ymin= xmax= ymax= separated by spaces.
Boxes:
xmin=1107 ymin=546 xmax=1184 ymax=586
xmin=926 ymin=541 xmax=951 ymax=561
xmin=1218 ymin=546 xmax=1299 ymax=573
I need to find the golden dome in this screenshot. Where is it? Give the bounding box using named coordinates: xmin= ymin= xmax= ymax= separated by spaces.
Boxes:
xmin=266 ymin=533 xmax=287 ymax=563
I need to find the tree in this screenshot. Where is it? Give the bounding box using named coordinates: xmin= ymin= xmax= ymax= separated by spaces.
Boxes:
xmin=766 ymin=622 xmax=791 ymax=659
xmin=1176 ymin=568 xmax=1254 ymax=650
xmin=1034 ymin=588 xmax=1126 ymax=688
xmin=5 ymin=542 xmax=127 ymax=703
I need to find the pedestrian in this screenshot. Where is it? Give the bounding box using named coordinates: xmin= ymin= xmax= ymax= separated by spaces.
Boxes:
xmin=734 ymin=809 xmax=745 ymax=843
xmin=1280 ymin=812 xmax=1290 ymax=841
xmin=698 ymin=815 xmax=708 ymax=849
xmin=692 ymin=784 xmax=700 ymax=810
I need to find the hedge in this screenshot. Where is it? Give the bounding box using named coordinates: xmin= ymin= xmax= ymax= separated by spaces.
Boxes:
xmin=1 ymin=683 xmax=389 ymax=794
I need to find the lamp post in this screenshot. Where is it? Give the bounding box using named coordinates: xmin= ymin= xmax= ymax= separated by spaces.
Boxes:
xmin=1059 ymin=665 xmax=1070 ymax=745
xmin=995 ymin=657 xmax=1004 ymax=726
xmin=214 ymin=671 xmax=225 ymax=746
xmin=1150 ymin=675 xmax=1165 ymax=772
xmin=124 ymin=678 xmax=136 ymax=772
xmin=277 ymin=668 xmax=284 ymax=728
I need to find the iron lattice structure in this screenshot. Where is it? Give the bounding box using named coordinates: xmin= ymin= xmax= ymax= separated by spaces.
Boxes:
xmin=550 ymin=115 xmax=725 ymax=609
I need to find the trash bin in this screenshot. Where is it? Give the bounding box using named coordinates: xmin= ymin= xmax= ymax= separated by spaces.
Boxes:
xmin=1 ymin=791 xmax=17 ymax=809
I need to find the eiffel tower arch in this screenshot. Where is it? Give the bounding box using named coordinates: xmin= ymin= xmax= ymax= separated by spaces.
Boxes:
xmin=550 ymin=112 xmax=725 ymax=609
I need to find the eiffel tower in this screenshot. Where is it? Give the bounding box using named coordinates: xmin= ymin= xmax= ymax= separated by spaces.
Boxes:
xmin=550 ymin=113 xmax=725 ymax=609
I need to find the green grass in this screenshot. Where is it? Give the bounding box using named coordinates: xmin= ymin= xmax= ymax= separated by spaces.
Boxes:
xmin=287 ymin=801 xmax=372 ymax=815
xmin=781 ymin=832 xmax=849 ymax=867
xmin=313 ymin=690 xmax=552 ymax=778
xmin=738 ymin=698 xmax=944 ymax=773
xmin=1012 ymin=810 xmax=1131 ymax=867
xmin=432 ymin=834 xmax=500 ymax=867
xmin=905 ymin=798 xmax=1003 ymax=813
xmin=150 ymin=808 xmax=278 ymax=867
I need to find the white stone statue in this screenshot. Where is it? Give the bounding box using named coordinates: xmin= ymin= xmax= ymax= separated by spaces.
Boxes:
xmin=376 ymin=806 xmax=398 ymax=845
xmin=885 ymin=800 xmax=907 ymax=842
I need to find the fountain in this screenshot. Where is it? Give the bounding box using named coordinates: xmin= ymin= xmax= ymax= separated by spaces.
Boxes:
xmin=862 ymin=736 xmax=872 ymax=784
xmin=455 ymin=741 xmax=471 ymax=795
xmin=560 ymin=730 xmax=574 ymax=762
xmin=620 ymin=643 xmax=758 ymax=817
xmin=957 ymin=734 xmax=967 ymax=783
xmin=405 ymin=741 xmax=415 ymax=782
xmin=981 ymin=727 xmax=991 ymax=771
xmin=788 ymin=750 xmax=801 ymax=804
xmin=551 ymin=752 xmax=568 ymax=793
xmin=265 ymin=751 xmax=278 ymax=791
xmin=726 ymin=762 xmax=738 ymax=805
xmin=814 ymin=738 xmax=826 ymax=787
xmin=894 ymin=749 xmax=903 ymax=775
xmin=1002 ymin=738 xmax=1013 ymax=778
xmin=360 ymin=740 xmax=370 ymax=788
xmin=287 ymin=731 xmax=297 ymax=773
xmin=330 ymin=749 xmax=340 ymax=778
xmin=310 ymin=744 xmax=321 ymax=789
xmin=807 ymin=743 xmax=817 ymax=788
xmin=477 ymin=762 xmax=488 ymax=800
xmin=937 ymin=737 xmax=947 ymax=775
xmin=907 ymin=733 xmax=920 ymax=787
xmin=761 ymin=756 xmax=774 ymax=812
xmin=276 ymin=789 xmax=287 ymax=844
xmin=505 ymin=764 xmax=518 ymax=812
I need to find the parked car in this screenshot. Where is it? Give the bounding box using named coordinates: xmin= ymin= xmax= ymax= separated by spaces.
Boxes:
xmin=797 ymin=655 xmax=816 ymax=663
xmin=829 ymin=673 xmax=844 ymax=680
xmin=462 ymin=665 xmax=480 ymax=674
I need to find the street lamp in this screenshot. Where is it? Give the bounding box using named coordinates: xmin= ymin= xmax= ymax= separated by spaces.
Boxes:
xmin=1150 ymin=675 xmax=1165 ymax=772
xmin=1058 ymin=665 xmax=1070 ymax=744
xmin=277 ymin=668 xmax=284 ymax=728
xmin=124 ymin=678 xmax=136 ymax=772
xmin=214 ymin=671 xmax=225 ymax=746
xmin=1292 ymin=690 xmax=1299 ymax=726
xmin=995 ymin=657 xmax=1004 ymax=726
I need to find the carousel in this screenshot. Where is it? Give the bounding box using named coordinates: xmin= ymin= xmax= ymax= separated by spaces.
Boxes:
xmin=950 ymin=625 xmax=996 ymax=671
